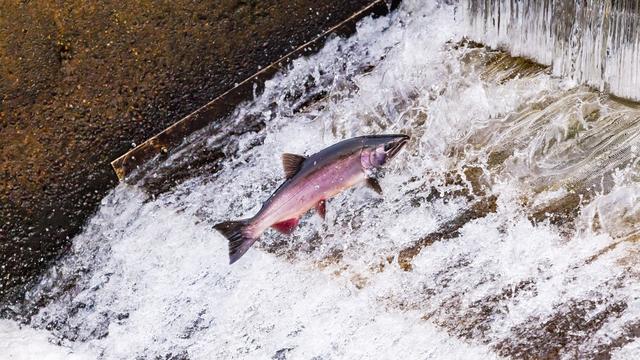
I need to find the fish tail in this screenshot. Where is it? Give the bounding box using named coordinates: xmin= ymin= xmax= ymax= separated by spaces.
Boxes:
xmin=213 ymin=219 xmax=258 ymax=264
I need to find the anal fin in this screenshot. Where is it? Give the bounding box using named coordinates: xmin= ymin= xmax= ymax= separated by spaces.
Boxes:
xmin=272 ymin=218 xmax=300 ymax=234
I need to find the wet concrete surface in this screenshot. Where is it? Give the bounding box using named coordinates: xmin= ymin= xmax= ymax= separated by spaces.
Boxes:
xmin=0 ymin=0 xmax=373 ymax=305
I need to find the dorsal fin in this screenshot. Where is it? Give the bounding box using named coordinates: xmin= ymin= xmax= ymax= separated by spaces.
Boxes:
xmin=282 ymin=153 xmax=306 ymax=179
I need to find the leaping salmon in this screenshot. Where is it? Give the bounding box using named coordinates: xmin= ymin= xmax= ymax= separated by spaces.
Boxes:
xmin=214 ymin=134 xmax=410 ymax=264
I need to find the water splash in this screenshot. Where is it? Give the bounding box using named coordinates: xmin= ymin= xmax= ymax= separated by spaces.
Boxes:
xmin=463 ymin=0 xmax=640 ymax=101
xmin=3 ymin=1 xmax=640 ymax=359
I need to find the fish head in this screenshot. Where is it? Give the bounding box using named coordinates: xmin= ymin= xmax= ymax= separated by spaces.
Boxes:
xmin=360 ymin=134 xmax=409 ymax=170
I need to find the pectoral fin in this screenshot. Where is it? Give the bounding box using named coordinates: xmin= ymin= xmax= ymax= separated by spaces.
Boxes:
xmin=366 ymin=177 xmax=383 ymax=195
xmin=271 ymin=218 xmax=300 ymax=234
xmin=315 ymin=199 xmax=326 ymax=220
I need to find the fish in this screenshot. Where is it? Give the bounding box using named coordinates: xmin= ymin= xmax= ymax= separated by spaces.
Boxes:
xmin=214 ymin=134 xmax=410 ymax=264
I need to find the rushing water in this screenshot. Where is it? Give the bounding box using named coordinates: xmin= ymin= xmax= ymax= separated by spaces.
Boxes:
xmin=464 ymin=0 xmax=640 ymax=101
xmin=3 ymin=1 xmax=640 ymax=359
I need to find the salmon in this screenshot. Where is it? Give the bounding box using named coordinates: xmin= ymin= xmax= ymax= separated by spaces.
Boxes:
xmin=214 ymin=134 xmax=409 ymax=264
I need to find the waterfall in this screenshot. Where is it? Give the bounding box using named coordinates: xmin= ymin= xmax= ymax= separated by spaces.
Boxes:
xmin=3 ymin=1 xmax=640 ymax=359
xmin=463 ymin=0 xmax=640 ymax=101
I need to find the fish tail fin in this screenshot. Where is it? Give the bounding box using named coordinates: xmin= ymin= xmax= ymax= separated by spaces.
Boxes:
xmin=213 ymin=219 xmax=258 ymax=264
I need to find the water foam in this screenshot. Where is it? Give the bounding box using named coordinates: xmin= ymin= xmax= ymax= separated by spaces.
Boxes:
xmin=4 ymin=1 xmax=640 ymax=359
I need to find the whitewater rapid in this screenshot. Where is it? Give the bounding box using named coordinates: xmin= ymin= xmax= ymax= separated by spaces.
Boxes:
xmin=3 ymin=1 xmax=640 ymax=359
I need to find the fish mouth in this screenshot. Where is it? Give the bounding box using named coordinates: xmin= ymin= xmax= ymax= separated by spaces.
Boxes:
xmin=384 ymin=135 xmax=409 ymax=159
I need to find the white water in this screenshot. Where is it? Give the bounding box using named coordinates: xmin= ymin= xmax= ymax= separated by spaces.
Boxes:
xmin=4 ymin=1 xmax=640 ymax=359
xmin=463 ymin=0 xmax=640 ymax=101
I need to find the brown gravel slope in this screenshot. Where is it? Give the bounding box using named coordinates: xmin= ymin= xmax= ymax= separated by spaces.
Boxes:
xmin=0 ymin=0 xmax=372 ymax=304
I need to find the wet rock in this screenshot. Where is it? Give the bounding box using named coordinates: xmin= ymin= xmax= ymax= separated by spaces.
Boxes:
xmin=398 ymin=195 xmax=498 ymax=271
xmin=272 ymin=347 xmax=294 ymax=360
xmin=496 ymin=297 xmax=628 ymax=359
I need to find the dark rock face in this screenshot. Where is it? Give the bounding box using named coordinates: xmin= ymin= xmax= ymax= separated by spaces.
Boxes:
xmin=0 ymin=0 xmax=372 ymax=304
